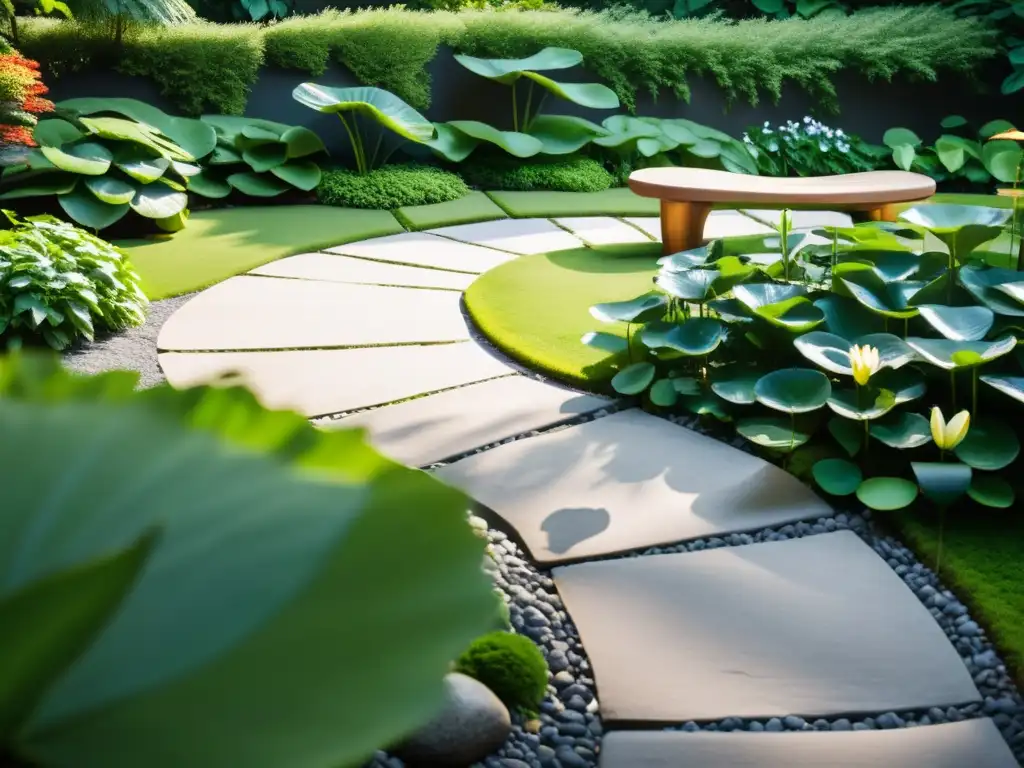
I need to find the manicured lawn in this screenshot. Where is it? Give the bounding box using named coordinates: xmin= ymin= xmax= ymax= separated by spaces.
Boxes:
xmin=464 ymin=242 xmax=660 ymax=388
xmin=487 ymin=188 xmax=659 ymax=218
xmin=119 ymin=206 xmax=403 ymax=300
xmin=396 ymin=191 xmax=507 ymax=231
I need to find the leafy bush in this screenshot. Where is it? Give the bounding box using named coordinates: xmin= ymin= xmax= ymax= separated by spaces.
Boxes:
xmin=189 ymin=0 xmax=292 ymax=22
xmin=193 ymin=114 xmax=325 ymax=199
xmin=585 ymin=203 xmax=1024 ymax=527
xmin=460 ymin=154 xmax=613 ymax=192
xmin=0 ymin=212 xmax=147 ymax=349
xmin=883 ymin=117 xmax=1023 ymax=188
xmin=0 ymin=352 xmax=496 ymax=768
xmin=18 ymin=7 xmax=994 ymax=117
xmin=0 ymin=102 xmax=202 ymax=232
xmin=317 ymin=163 xmax=469 ymax=209
xmin=743 ymin=117 xmax=886 ymax=177
xmin=454 ymin=631 xmax=548 ymax=713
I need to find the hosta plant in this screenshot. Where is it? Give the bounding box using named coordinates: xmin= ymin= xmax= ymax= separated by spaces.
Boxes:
xmin=0 ymin=352 xmax=495 ymax=768
xmin=192 ymin=115 xmax=326 ymax=199
xmin=0 ymin=103 xmax=205 ymax=232
xmin=743 ymin=117 xmax=886 ymax=177
xmin=883 ymin=117 xmax=1022 ymax=189
xmin=293 ymin=84 xmax=434 ymax=174
xmin=429 ymin=47 xmax=619 ymax=161
xmin=0 ymin=211 xmax=147 ymax=350
xmin=583 ymin=203 xmax=1022 ymax=515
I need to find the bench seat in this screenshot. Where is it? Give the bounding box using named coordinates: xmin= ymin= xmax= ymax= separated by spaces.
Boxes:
xmin=628 ymin=168 xmax=936 ymax=254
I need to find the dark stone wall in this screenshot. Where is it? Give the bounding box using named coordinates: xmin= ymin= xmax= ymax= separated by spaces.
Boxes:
xmin=46 ymin=47 xmax=1013 ymax=161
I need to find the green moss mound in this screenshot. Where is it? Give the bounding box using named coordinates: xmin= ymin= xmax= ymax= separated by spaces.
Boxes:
xmin=396 ymin=190 xmax=507 ymax=230
xmin=461 ymin=156 xmax=613 ymax=193
xmin=464 ymin=242 xmax=660 ymax=388
xmin=117 ymin=205 xmax=402 ymax=299
xmin=318 ymin=164 xmax=469 ymax=210
xmin=454 ymin=631 xmax=548 ymax=713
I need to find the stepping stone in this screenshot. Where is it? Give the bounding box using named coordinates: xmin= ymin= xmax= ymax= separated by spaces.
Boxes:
xmin=158 ymin=276 xmax=468 ymax=351
xmin=599 ymin=719 xmax=1018 ymax=768
xmin=251 ymin=253 xmax=475 ymax=291
xmin=553 ymin=531 xmax=980 ymax=724
xmin=325 ymin=376 xmax=611 ymax=466
xmin=325 ymin=232 xmax=516 ymax=273
xmin=158 ymin=341 xmax=512 ymax=417
xmin=434 ymin=409 xmax=831 ymax=564
xmin=554 ymin=217 xmax=652 ymax=246
xmin=625 ymin=210 xmax=776 ymax=242
xmin=428 ymin=218 xmax=583 ymax=255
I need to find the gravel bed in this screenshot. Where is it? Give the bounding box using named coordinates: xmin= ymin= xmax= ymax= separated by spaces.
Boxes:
xmin=62 ymin=294 xmax=193 ymax=388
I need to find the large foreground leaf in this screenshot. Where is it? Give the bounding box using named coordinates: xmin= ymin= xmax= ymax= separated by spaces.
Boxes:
xmin=292 ymin=84 xmax=435 ymax=144
xmin=0 ymin=366 xmax=493 ymax=768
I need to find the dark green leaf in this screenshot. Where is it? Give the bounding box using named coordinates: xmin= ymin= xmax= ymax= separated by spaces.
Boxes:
xmin=58 ymin=189 xmax=129 ymax=230
xmin=828 ymin=416 xmax=862 ymax=456
xmin=736 ymin=415 xmax=810 ymax=452
xmin=870 ymin=412 xmax=932 ymax=449
xmin=856 ymin=477 xmax=918 ymax=510
xmin=812 ymin=458 xmax=862 ymax=496
xmin=911 ymin=461 xmax=973 ymax=506
xmin=590 ymin=294 xmax=666 ymax=323
xmin=754 ymin=368 xmax=831 ymax=413
xmin=954 ymin=418 xmax=1020 ymax=470
xmin=611 ymin=362 xmax=655 ymax=394
xmin=649 ymin=378 xmax=678 ymax=407
xmin=660 ymin=318 xmax=726 ymax=355
xmin=905 ymin=336 xmax=1017 ymax=370
xmin=916 ymin=304 xmax=994 ymax=341
xmin=580 ymin=331 xmax=628 ymax=354
xmin=968 ymin=475 xmax=1015 ymax=508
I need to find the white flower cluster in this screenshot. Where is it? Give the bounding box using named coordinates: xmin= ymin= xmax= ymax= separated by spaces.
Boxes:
xmin=743 ymin=116 xmax=851 ymax=154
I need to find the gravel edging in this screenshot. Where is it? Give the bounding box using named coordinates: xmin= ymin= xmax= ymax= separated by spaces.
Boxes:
xmin=61 ymin=293 xmax=194 ymax=388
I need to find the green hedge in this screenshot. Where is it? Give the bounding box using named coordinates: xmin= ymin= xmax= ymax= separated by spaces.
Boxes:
xmin=19 ymin=6 xmax=995 ymax=117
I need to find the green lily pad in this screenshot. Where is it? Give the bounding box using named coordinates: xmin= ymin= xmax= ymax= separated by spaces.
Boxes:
xmin=41 ymin=142 xmax=113 ymax=176
xmin=611 ymin=362 xmax=656 ymax=395
xmin=754 ymin=368 xmax=831 ymax=414
xmin=916 ymin=304 xmax=994 ymax=341
xmin=954 ymin=418 xmax=1020 ymax=470
xmin=828 ymin=416 xmax=863 ymax=457
xmin=899 ymin=204 xmax=1011 ymax=257
xmin=870 ymin=412 xmax=932 ymax=449
xmin=827 ymin=387 xmax=898 ymax=421
xmin=812 ymin=458 xmax=862 ymax=496
xmin=911 ymin=461 xmax=973 ymax=506
xmin=981 ymin=375 xmax=1024 ymax=404
xmin=580 ymin=331 xmax=628 ymax=355
xmin=680 ymin=391 xmax=731 ymax=422
xmin=656 ymin=268 xmax=719 ymax=302
xmin=905 ymin=336 xmax=1017 ymax=370
xmin=794 ymin=332 xmax=852 ymax=375
xmin=814 ymin=294 xmax=884 ymax=339
xmin=856 ymin=477 xmax=919 ymax=510
xmin=755 ymin=296 xmax=826 ymax=332
xmin=967 ymin=475 xmax=1015 ymax=508
xmin=649 ymin=378 xmax=678 ymax=407
xmin=736 ymin=415 xmax=810 ymax=452
xmin=959 ymin=266 xmax=1024 ymax=317
xmin=710 ymin=366 xmax=760 ymax=405
xmin=590 ymin=294 xmax=667 ymax=324
xmin=661 ymin=318 xmax=726 ymax=356
xmin=671 ymin=376 xmax=700 ymax=395
xmin=707 ymin=298 xmax=753 ymax=324
xmin=638 ymin=320 xmax=676 ymax=349
xmin=657 ymin=242 xmax=722 ymax=272
xmin=840 ymin=271 xmax=920 ymax=319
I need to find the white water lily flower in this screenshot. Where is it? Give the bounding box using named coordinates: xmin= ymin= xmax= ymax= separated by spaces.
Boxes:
xmin=930 ymin=407 xmax=970 ymax=451
xmin=848 ymin=344 xmax=880 ymax=386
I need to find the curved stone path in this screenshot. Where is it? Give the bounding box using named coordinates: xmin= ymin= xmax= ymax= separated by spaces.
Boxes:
xmin=157 ymin=212 xmax=1020 ymax=767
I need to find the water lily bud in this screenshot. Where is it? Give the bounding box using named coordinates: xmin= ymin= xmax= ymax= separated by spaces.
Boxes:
xmin=930 ymin=407 xmax=970 ymax=451
xmin=848 ymin=344 xmax=880 ymax=386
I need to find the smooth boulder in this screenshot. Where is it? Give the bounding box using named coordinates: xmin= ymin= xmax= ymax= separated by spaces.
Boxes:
xmin=395 ymin=672 xmax=511 ymax=766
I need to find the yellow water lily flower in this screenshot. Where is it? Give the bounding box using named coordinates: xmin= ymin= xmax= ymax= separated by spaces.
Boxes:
xmin=930 ymin=407 xmax=970 ymax=451
xmin=848 ymin=344 xmax=880 ymax=386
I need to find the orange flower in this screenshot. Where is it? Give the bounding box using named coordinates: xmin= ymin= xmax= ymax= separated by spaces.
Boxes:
xmin=990 ymin=129 xmax=1024 ymax=142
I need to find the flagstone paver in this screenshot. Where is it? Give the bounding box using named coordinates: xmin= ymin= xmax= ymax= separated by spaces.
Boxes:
xmin=326 ymin=232 xmax=517 ymax=273
xmin=427 ymin=218 xmax=584 ymax=255
xmin=157 ymin=276 xmax=469 ymax=351
xmin=158 ymin=342 xmax=513 ymax=417
xmin=325 ymin=375 xmax=611 ymax=466
xmin=554 ymin=217 xmax=653 ymax=246
xmin=599 ymin=720 xmax=1018 ymax=768
xmin=434 ymin=409 xmax=832 ymax=564
xmin=553 ymin=531 xmax=980 ymax=724
xmin=251 ymin=253 xmax=475 ymax=291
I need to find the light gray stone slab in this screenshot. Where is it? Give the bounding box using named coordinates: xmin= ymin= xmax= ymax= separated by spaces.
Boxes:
xmin=553 ymin=531 xmax=980 ymax=724
xmin=599 ymin=720 xmax=1018 ymax=768
xmin=434 ymin=409 xmax=832 ymax=564
xmin=251 ymin=253 xmax=475 ymax=291
xmin=428 ymin=218 xmax=583 ymax=255
xmin=554 ymin=217 xmax=651 ymax=245
xmin=624 ymin=210 xmax=776 ymax=242
xmin=325 ymin=232 xmax=516 ymax=273
xmin=325 ymin=375 xmax=611 ymax=466
xmin=157 ymin=276 xmax=468 ymax=351
xmin=158 ymin=341 xmax=513 ymax=417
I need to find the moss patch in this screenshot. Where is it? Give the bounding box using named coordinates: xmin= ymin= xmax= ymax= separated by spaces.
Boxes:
xmin=487 ymin=188 xmax=659 ymax=219
xmin=119 ymin=206 xmax=402 ymax=300
xmin=318 ymin=164 xmax=469 ymax=210
xmin=396 ymin=191 xmax=507 ymax=231
xmin=464 ymin=242 xmax=660 ymax=388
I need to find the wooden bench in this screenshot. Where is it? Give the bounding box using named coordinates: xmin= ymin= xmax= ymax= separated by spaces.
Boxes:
xmin=628 ymin=168 xmax=936 ymax=254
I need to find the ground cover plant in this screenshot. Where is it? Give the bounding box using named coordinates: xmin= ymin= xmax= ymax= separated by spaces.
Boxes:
xmin=583 ymin=204 xmax=1024 ymax=528
xmin=14 ymin=7 xmax=994 ymax=117
xmin=0 ymin=352 xmax=495 ymax=768
xmin=459 ymin=154 xmax=613 ymax=192
xmin=317 ymin=163 xmax=469 ymax=209
xmin=0 ymin=211 xmax=146 ymax=349
xmin=454 ymin=631 xmax=548 ymax=715
xmin=743 ymin=117 xmax=885 ymax=177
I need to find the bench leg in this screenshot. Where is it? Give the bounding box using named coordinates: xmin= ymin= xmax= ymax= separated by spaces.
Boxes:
xmin=862 ymin=203 xmax=899 ymax=223
xmin=660 ymin=200 xmax=711 ymax=255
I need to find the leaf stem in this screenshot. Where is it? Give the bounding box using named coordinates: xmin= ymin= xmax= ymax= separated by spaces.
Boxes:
xmin=935 ymin=505 xmax=946 ymax=578
xmin=950 ymin=370 xmax=956 ymax=411
xmin=972 ymin=368 xmax=978 ymax=416
xmin=511 ymin=81 xmax=519 ymax=132
xmin=338 ymin=113 xmax=364 ymax=174
xmin=523 ymin=81 xmax=534 ymax=132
